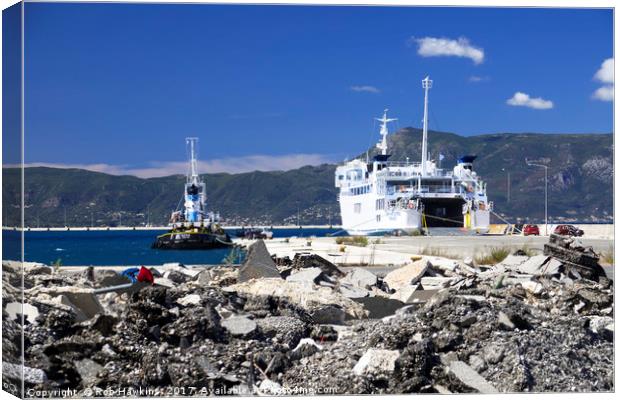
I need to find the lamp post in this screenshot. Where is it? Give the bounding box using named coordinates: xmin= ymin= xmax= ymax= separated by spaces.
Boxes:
xmin=526 ymin=160 xmax=548 ymax=235
xmin=501 ymin=168 xmax=510 ymax=203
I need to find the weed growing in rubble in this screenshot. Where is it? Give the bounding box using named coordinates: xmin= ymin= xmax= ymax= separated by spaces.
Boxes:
xmin=475 ymin=247 xmax=510 ymax=265
xmin=417 ymin=247 xmax=461 ymax=259
xmin=335 ymin=236 xmax=369 ymax=247
xmin=601 ymin=247 xmax=614 ymax=264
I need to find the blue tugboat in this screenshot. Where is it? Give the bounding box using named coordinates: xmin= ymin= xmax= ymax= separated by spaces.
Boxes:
xmin=152 ymin=138 xmax=232 ymax=249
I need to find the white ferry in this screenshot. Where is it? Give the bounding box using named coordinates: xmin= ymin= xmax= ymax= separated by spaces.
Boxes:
xmin=335 ymin=77 xmax=492 ymax=235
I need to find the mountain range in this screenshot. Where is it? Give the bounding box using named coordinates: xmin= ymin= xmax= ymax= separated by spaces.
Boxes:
xmin=2 ymin=128 xmax=613 ymax=227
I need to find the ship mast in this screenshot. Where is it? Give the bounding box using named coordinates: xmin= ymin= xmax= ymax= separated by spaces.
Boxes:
xmin=375 ymin=109 xmax=397 ymax=155
xmin=421 ymin=76 xmax=432 ymax=176
xmin=186 ymin=137 xmax=199 ymax=185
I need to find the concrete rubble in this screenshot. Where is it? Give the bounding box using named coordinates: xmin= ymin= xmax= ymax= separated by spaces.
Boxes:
xmin=1 ymin=235 xmax=614 ymax=395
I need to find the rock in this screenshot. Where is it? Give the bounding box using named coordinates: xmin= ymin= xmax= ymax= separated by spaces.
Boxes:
xmin=238 ymin=240 xmax=282 ymax=282
xmin=177 ymin=294 xmax=202 ymax=306
xmin=483 ymin=344 xmax=505 ymax=364
xmin=383 ymin=260 xmax=430 ymax=291
xmin=5 ymin=302 xmax=40 ymax=325
xmin=259 ymin=379 xmax=283 ymax=395
xmin=2 ymin=362 xmax=47 ymax=384
xmin=74 ymin=358 xmax=104 ymax=384
xmin=353 ymin=348 xmax=400 ymax=376
xmin=447 ymin=361 xmax=498 ymax=393
xmin=341 ymin=268 xmax=378 ymax=289
xmin=468 ymin=355 xmax=486 ymax=372
xmin=588 ymin=316 xmax=614 ymax=340
xmin=221 ymin=316 xmax=257 ymax=336
xmin=291 ymin=338 xmax=323 ymax=359
xmin=463 ymin=257 xmax=474 ymax=267
xmin=286 ymin=267 xmax=322 ymax=286
xmin=497 ymin=311 xmax=531 ymax=330
xmin=164 ymin=270 xmax=190 ymax=284
xmin=521 ymin=280 xmax=544 ymax=295
xmin=309 ymin=305 xmax=346 ymax=325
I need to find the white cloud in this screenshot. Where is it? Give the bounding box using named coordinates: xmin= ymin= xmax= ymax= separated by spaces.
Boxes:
xmin=594 ymin=58 xmax=614 ymax=84
xmin=468 ymin=75 xmax=489 ymax=83
xmin=350 ymin=85 xmax=380 ymax=93
xmin=13 ymin=153 xmax=337 ymax=178
xmin=592 ymin=58 xmax=613 ymax=102
xmin=411 ymin=36 xmax=484 ymax=65
xmin=592 ymin=85 xmax=613 ymax=102
xmin=506 ymin=92 xmax=554 ymax=110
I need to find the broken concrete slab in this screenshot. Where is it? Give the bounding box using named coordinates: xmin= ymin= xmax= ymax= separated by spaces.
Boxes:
xmin=5 ymin=302 xmax=40 ymax=325
xmin=383 ymin=259 xmax=430 ymax=291
xmin=353 ymin=348 xmax=400 ymax=376
xmin=228 ymin=278 xmax=368 ymax=320
xmin=389 ymin=284 xmax=420 ymax=303
xmin=514 ymin=255 xmax=551 ymax=275
xmin=339 ymin=283 xmax=371 ymax=299
xmin=221 ymin=316 xmax=257 ymax=336
xmin=353 ymin=296 xmax=404 ymax=319
xmin=447 ymin=361 xmax=498 ymax=393
xmin=341 ymin=268 xmax=378 ymax=289
xmin=238 ymin=240 xmax=282 ymax=282
xmin=420 ymin=276 xmax=455 ymax=290
xmin=428 ymin=257 xmax=459 ymax=276
xmin=292 ymin=253 xmax=345 ymax=278
xmin=36 ymin=287 xmax=104 ymax=321
xmin=286 ymin=267 xmax=322 ymax=287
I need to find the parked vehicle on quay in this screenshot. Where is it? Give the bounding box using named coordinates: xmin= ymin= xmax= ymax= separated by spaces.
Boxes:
xmin=553 ymin=224 xmax=584 ymax=237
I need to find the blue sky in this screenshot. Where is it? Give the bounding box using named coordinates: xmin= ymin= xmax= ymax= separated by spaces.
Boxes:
xmin=15 ymin=3 xmax=615 ymax=175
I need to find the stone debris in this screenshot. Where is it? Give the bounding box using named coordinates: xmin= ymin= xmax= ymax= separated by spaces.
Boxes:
xmin=383 ymin=259 xmax=430 ymax=291
xmin=446 ymin=361 xmax=498 ymax=393
xmin=5 ymin=302 xmax=40 ymax=325
xmin=221 ymin=316 xmax=257 ymax=337
xmin=353 ymin=348 xmax=400 ymax=376
xmin=2 ymin=362 xmax=48 ymax=384
xmin=238 ymin=239 xmax=282 ymax=282
xmin=341 ymin=268 xmax=378 ymax=289
xmin=285 ymin=267 xmax=323 ymax=287
xmin=2 ymin=234 xmax=613 ymax=395
xmin=228 ymin=278 xmax=368 ymax=320
xmin=176 ymin=293 xmax=202 ymax=306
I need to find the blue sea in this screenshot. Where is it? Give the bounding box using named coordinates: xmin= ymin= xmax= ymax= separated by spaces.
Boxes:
xmin=2 ymin=228 xmax=341 ymax=266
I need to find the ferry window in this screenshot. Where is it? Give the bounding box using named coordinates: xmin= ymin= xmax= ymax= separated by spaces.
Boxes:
xmin=376 ymin=215 xmax=381 ymax=222
xmin=354 ymin=203 xmax=361 ymax=214
xmin=338 ymin=175 xmax=344 ymax=180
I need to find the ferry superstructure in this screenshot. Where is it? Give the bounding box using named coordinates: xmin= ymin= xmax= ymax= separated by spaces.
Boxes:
xmin=335 ymin=77 xmax=492 ymax=235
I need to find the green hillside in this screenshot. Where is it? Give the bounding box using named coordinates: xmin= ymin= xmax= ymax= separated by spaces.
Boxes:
xmin=2 ymin=129 xmax=613 ymax=227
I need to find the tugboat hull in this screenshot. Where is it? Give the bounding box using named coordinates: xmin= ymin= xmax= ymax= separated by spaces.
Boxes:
xmin=152 ymin=231 xmax=232 ymax=250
